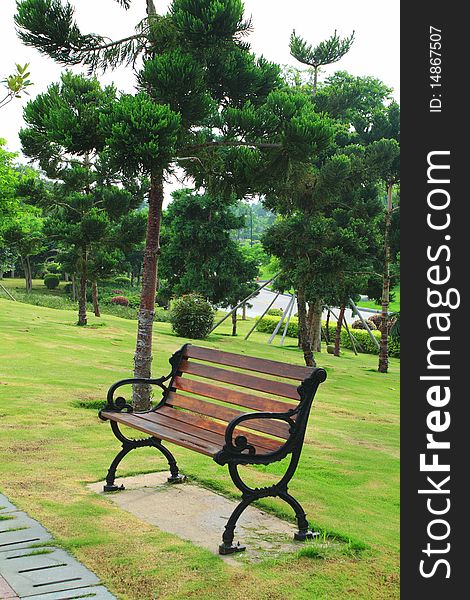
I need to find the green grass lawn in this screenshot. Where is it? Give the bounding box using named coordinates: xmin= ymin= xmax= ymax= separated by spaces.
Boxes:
xmin=0 ymin=277 xmax=69 ymax=296
xmin=0 ymin=298 xmax=399 ymax=599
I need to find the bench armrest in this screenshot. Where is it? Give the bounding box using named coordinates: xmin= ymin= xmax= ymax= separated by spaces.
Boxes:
xmin=101 ymin=375 xmax=171 ymax=415
xmin=217 ymin=409 xmax=298 ymax=464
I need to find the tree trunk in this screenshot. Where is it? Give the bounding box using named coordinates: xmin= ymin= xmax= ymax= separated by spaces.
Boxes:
xmin=20 ymin=258 xmax=26 ymax=291
xmin=313 ymin=66 xmax=318 ymax=97
xmin=307 ymin=301 xmax=314 ymax=340
xmin=297 ymin=287 xmax=315 ymax=367
xmin=242 ymin=303 xmax=246 ymax=320
xmin=378 ymin=183 xmax=393 ymax=373
xmin=26 ymin=257 xmax=33 ymax=293
xmin=20 ymin=256 xmax=32 ymax=293
xmin=92 ymin=280 xmax=100 ymax=317
xmin=71 ymin=275 xmax=77 ymax=301
xmin=20 ymin=258 xmax=26 ymax=290
xmin=133 ymin=174 xmax=164 ymax=410
xmin=231 ymin=308 xmax=237 ymax=336
xmin=334 ymin=304 xmax=346 ymax=356
xmin=77 ymin=247 xmax=88 ymax=326
xmin=308 ymin=299 xmax=323 ymax=352
xmin=146 ymin=0 xmax=156 ymax=16
xmin=325 ymin=309 xmax=331 ymax=343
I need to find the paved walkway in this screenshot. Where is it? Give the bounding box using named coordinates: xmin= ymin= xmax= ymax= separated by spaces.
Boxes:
xmin=88 ymin=471 xmax=329 ymax=566
xmin=0 ymin=493 xmax=116 ymax=600
xmin=246 ymin=288 xmax=378 ymax=324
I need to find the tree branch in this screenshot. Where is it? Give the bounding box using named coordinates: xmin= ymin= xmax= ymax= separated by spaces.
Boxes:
xmin=78 ymin=33 xmax=147 ymax=53
xmin=182 ymin=140 xmax=282 ymax=152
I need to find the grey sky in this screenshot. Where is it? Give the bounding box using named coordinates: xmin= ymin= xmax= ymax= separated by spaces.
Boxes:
xmin=0 ymin=0 xmax=399 ymax=198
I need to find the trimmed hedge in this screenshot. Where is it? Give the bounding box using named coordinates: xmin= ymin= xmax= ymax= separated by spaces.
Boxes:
xmin=256 ymin=315 xmax=400 ymax=358
xmin=170 ymin=294 xmax=215 ymax=339
xmin=113 ymin=275 xmax=131 ymax=286
xmin=110 ymin=295 xmax=129 ymax=306
xmin=44 ymin=274 xmax=60 ymax=289
xmin=256 ymin=314 xmax=299 ymax=338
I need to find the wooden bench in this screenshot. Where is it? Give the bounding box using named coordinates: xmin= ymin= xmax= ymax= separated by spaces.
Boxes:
xmin=99 ymin=343 xmax=327 ymax=554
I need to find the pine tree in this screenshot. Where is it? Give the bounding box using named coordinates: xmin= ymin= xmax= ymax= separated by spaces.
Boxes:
xmin=288 ymin=31 xmax=355 ymax=363
xmin=319 ymin=72 xmax=400 ymax=372
xmin=16 ymin=0 xmax=333 ymax=407
xmin=263 ymin=150 xmax=383 ymax=365
xmin=159 ymin=189 xmax=258 ymax=330
xmin=290 ymin=30 xmax=355 ymax=96
xmin=366 ymin=137 xmax=400 ymax=374
xmin=19 ymin=71 xmax=145 ymax=325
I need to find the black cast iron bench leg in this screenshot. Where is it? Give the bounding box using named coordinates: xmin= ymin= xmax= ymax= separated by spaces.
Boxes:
xmin=103 ymin=421 xmax=185 ymax=492
xmin=219 ymin=461 xmax=318 ymax=555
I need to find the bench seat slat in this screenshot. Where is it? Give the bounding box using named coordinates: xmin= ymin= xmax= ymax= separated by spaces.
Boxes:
xmin=136 ymin=411 xmax=234 ymax=449
xmin=185 ymin=345 xmax=313 ymax=381
xmin=166 ymin=392 xmax=290 ymax=439
xmin=155 ymin=405 xmax=284 ymax=452
xmin=101 ymin=410 xmax=283 ymax=456
xmin=100 ymin=410 xmax=220 ymax=457
xmin=179 ymin=360 xmax=300 ymax=401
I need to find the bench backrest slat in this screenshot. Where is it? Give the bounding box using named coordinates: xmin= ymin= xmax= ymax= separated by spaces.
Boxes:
xmin=167 ymin=391 xmax=291 ymax=439
xmin=184 ymin=345 xmax=313 ymax=381
xmin=164 ymin=344 xmax=315 ymax=446
xmin=173 ymin=376 xmax=294 ymax=413
xmin=179 ymin=359 xmax=300 ymax=401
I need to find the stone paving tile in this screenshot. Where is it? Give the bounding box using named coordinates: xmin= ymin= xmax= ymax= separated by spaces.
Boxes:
xmin=21 ymin=585 xmax=117 ymax=599
xmin=0 ymin=495 xmax=18 ymax=515
xmin=0 ymin=547 xmax=100 ymax=598
xmin=0 ymin=513 xmax=52 ymax=553
xmin=0 ymin=511 xmax=47 ymax=533
xmin=0 ymin=574 xmax=20 ymax=599
xmin=0 ymin=493 xmax=117 ymax=600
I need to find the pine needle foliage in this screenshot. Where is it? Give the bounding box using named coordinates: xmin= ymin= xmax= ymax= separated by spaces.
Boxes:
xmin=290 ymin=29 xmax=355 ymax=69
xmin=15 ymin=0 xmax=147 ymax=72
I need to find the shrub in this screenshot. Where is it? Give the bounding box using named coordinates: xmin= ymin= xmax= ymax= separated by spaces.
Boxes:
xmin=45 ymin=262 xmax=61 ymax=274
xmin=113 ymin=276 xmax=131 ymax=286
xmin=44 ymin=274 xmax=60 ymax=290
xmin=169 ymin=293 xmax=215 ymax=339
xmin=110 ymin=295 xmax=129 ymax=307
xmin=256 ymin=315 xmax=299 ymax=338
xmin=154 ymin=307 xmax=170 ymax=323
xmin=101 ymin=304 xmax=137 ymax=319
xmin=388 ymin=335 xmax=400 ymax=358
xmin=342 ymin=328 xmax=381 ymax=354
xmin=351 ymin=318 xmax=377 ymax=330
xmin=368 ymin=313 xmax=383 ymax=328
xmin=266 ymin=308 xmax=284 ymax=316
xmin=127 ymin=293 xmax=141 ymax=309
xmin=389 ymin=312 xmax=400 ymax=339
xmin=256 ymin=315 xmax=400 ymax=358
